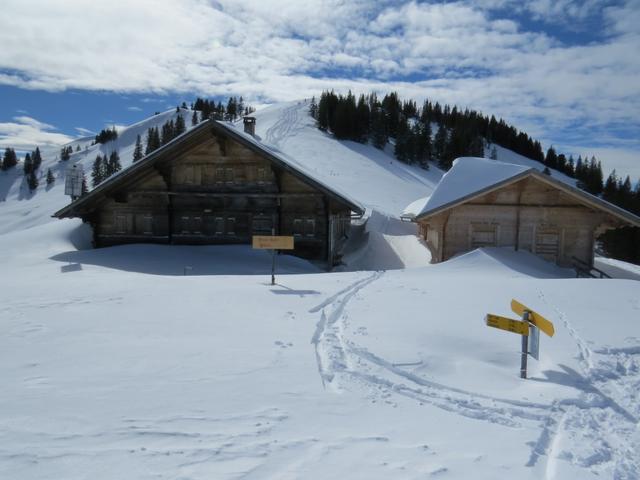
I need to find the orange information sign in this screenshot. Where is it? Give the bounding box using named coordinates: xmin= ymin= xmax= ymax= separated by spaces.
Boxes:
xmin=252 ymin=235 xmax=294 ymax=250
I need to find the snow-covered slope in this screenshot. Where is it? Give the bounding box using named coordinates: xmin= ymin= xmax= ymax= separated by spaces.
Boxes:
xmin=242 ymin=100 xmax=443 ymax=218
xmin=1 ymin=220 xmax=639 ymax=479
xmin=0 ymin=108 xmax=192 ymax=235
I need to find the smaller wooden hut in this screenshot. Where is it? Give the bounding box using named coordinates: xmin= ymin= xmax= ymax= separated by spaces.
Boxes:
xmin=404 ymin=157 xmax=640 ymax=268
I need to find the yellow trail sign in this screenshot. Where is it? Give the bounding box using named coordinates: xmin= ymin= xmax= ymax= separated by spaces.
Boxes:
xmin=511 ymin=299 xmax=555 ymax=337
xmin=252 ymin=235 xmax=294 ymax=250
xmin=485 ymin=314 xmax=530 ymax=336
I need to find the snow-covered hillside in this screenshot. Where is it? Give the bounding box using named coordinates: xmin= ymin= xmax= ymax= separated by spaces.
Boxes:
xmin=1 ymin=219 xmax=639 ymax=479
xmin=1 ymin=100 xmax=639 ymax=479
xmin=0 ymin=108 xmax=191 ymax=235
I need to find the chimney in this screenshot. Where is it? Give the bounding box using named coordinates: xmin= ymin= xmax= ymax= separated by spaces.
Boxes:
xmin=243 ymin=116 xmax=256 ymax=136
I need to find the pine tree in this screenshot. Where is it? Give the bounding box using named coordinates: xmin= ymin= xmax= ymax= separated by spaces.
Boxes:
xmin=27 ymin=170 xmax=38 ymax=190
xmin=107 ymin=151 xmax=121 ymax=176
xmin=490 ymin=145 xmax=498 ymax=160
xmin=81 ymin=174 xmax=88 ymax=195
xmin=23 ymin=152 xmax=33 ymax=174
xmin=545 ymin=146 xmax=558 ymax=169
xmin=370 ymin=106 xmax=387 ymax=149
xmin=145 ymin=127 xmax=160 ymax=154
xmin=2 ymin=147 xmax=18 ymax=170
xmin=394 ymin=117 xmax=410 ymax=163
xmin=309 ymin=96 xmax=318 ymax=120
xmin=433 ymin=125 xmax=448 ymax=167
xmin=603 ymin=170 xmax=619 ymax=202
xmin=60 ymin=145 xmax=72 ymax=161
xmin=175 ymin=114 xmax=186 ymax=136
xmin=32 ymin=147 xmax=42 ymax=170
xmin=46 ymin=168 xmax=55 ymax=186
xmin=416 ymin=122 xmax=431 ymax=168
xmin=164 ymin=120 xmax=176 ymax=144
xmin=191 ymin=110 xmax=199 ymax=126
xmin=133 ymin=134 xmax=143 ymax=162
xmin=237 ymin=97 xmax=244 ymax=119
xmin=92 ymin=154 xmax=104 ymax=187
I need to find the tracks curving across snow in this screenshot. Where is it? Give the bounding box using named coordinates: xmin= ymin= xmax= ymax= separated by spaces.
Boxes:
xmin=309 ymin=272 xmax=550 ymax=427
xmin=264 ymin=103 xmax=305 ymax=148
xmin=528 ymin=290 xmax=640 ymax=479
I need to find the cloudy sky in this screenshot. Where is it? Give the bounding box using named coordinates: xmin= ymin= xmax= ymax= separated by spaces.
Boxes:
xmin=0 ymin=0 xmax=638 ymax=178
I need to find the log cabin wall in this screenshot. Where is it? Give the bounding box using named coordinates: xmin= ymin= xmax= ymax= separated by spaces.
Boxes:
xmin=420 ymin=176 xmax=618 ymax=267
xmin=91 ymin=129 xmax=353 ymax=263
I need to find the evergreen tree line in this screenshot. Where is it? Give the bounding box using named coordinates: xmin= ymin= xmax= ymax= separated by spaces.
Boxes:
xmin=599 ymin=170 xmax=640 ymax=263
xmin=94 ymin=127 xmax=118 ymax=144
xmin=2 ymin=146 xmax=56 ymax=191
xmin=60 ymin=145 xmax=73 ymax=161
xmin=143 ymin=114 xmax=187 ymax=156
xmin=192 ymin=96 xmax=254 ymax=122
xmin=91 ymin=151 xmax=121 ymax=187
xmin=22 ymin=147 xmax=43 ymax=191
xmin=312 ymin=91 xmax=487 ymax=170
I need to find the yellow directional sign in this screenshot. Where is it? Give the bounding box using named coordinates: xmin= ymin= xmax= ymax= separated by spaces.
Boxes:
xmin=252 ymin=235 xmax=294 ymax=250
xmin=511 ymin=299 xmax=555 ymax=337
xmin=485 ymin=314 xmax=530 ymax=336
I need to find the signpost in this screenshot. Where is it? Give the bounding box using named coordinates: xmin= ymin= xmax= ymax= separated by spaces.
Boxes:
xmin=252 ymin=235 xmax=294 ymax=285
xmin=64 ymin=164 xmax=84 ymax=200
xmin=485 ymin=299 xmax=554 ymax=378
xmin=485 ymin=314 xmax=530 ymax=336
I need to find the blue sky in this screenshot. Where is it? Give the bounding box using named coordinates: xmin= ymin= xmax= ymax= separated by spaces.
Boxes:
xmin=0 ymin=0 xmax=638 ymax=178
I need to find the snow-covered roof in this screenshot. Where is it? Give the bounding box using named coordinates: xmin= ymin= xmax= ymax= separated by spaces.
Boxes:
xmin=402 ymin=195 xmax=431 ymax=219
xmin=412 ymin=157 xmax=640 ymax=227
xmin=54 ymin=119 xmax=365 ymax=219
xmin=413 ymin=157 xmax=531 ymax=218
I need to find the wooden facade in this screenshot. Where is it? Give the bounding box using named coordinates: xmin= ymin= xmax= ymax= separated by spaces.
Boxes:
xmin=414 ymin=172 xmax=640 ymax=268
xmin=55 ymin=120 xmax=363 ymax=266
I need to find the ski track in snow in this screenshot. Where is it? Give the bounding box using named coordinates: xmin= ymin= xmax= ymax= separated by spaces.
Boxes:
xmin=264 ymin=103 xmax=304 ymax=148
xmin=310 ymin=272 xmax=549 ymax=425
xmin=310 ymin=277 xmax=640 ymax=478
xmin=526 ymin=290 xmax=640 ymax=479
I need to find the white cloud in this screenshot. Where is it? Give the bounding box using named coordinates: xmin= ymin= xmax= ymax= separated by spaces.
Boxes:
xmin=127 ymin=106 xmax=142 ymax=112
xmin=0 ymin=117 xmax=73 ymax=151
xmin=0 ymin=0 xmax=638 ymax=175
xmin=75 ymin=127 xmax=95 ymax=136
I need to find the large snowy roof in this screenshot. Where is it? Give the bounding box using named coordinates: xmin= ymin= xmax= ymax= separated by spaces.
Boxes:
xmin=407 ymin=157 xmax=530 ymax=218
xmin=410 ymin=157 xmax=640 ymax=226
xmin=54 ymin=119 xmax=365 ymax=219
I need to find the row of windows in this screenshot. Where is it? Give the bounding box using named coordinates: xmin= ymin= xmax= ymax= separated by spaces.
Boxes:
xmin=113 ymin=213 xmax=317 ymax=238
xmin=179 ymin=165 xmax=273 ymax=186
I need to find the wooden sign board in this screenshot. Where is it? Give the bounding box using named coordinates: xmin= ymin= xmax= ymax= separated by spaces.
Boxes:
xmin=252 ymin=235 xmax=294 ymax=250
xmin=511 ymin=299 xmax=555 ymax=337
xmin=486 ymin=314 xmax=529 ymax=336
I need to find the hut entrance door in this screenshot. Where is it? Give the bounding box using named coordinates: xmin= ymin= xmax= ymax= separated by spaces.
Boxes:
xmin=534 ymin=228 xmax=560 ymax=262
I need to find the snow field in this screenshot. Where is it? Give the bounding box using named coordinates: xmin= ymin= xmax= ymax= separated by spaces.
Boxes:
xmin=1 ymin=101 xmax=639 ymax=479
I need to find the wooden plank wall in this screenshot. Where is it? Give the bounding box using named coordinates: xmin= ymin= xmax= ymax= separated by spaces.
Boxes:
xmin=92 ymin=131 xmax=353 ymax=263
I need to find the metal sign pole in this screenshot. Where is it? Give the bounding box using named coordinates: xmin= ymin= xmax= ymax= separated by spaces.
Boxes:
xmin=520 ymin=311 xmax=530 ymax=378
xmin=271 ymin=248 xmax=276 ymax=285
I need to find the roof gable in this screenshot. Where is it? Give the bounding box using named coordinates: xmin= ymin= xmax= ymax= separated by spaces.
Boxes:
xmin=410 ymin=157 xmax=532 ymax=218
xmin=54 ymin=119 xmax=364 ymax=218
xmin=413 ymin=157 xmax=640 ymax=227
